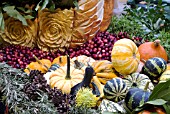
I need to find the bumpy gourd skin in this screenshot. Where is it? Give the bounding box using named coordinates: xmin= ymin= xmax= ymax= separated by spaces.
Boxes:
xmin=125 ymin=87 xmax=151 ymax=110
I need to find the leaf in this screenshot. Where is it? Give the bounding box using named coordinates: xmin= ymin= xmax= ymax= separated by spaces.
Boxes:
xmin=145 ymin=99 xmax=167 ymax=105
xmin=24 ymin=15 xmax=34 ymax=19
xmin=157 ymin=87 xmax=170 ymax=100
xmin=149 ymin=79 xmax=170 ymax=100
xmin=163 ymin=103 xmax=170 ymax=113
xmin=35 ymin=0 xmax=42 ymax=11
xmin=3 ymin=6 xmax=27 ymax=26
xmin=41 ymin=0 xmax=49 ymax=10
xmin=0 ymin=12 xmax=5 ymax=31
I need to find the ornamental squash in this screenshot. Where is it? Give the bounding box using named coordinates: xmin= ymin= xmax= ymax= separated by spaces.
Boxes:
xmin=111 ymin=38 xmax=140 ymax=75
xmin=24 ymin=55 xmax=51 ymax=74
xmin=71 ymin=55 xmax=95 ymax=66
xmin=123 ymin=73 xmax=154 ymax=91
xmin=125 ymin=82 xmax=151 ymax=111
xmin=70 ymin=65 xmax=94 ymax=96
xmin=49 ymin=55 xmax=84 ymax=94
xmin=103 ymin=77 xmax=128 ymax=102
xmin=138 ymin=39 xmax=168 ymax=62
xmin=99 ymin=99 xmax=126 ymax=114
xmin=142 ymin=57 xmax=167 ymax=81
xmin=92 ymin=60 xmax=118 ymax=84
xmin=47 ymin=64 xmax=60 ymax=72
xmin=138 ymin=106 xmax=166 ymax=114
xmin=159 ymin=70 xmax=170 ymax=83
xmin=52 ymin=56 xmax=67 ymax=66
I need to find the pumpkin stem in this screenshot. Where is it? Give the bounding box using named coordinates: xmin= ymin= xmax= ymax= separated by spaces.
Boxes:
xmin=65 ymin=54 xmax=71 ymax=79
xmin=144 ymin=81 xmax=150 ymax=91
xmin=59 ymin=56 xmax=62 ymax=64
xmin=74 ymin=60 xmax=84 ymax=69
xmin=141 ymin=59 xmax=146 ymax=63
xmin=154 ymin=39 xmax=161 ymax=47
xmin=33 ymin=54 xmax=49 ymax=70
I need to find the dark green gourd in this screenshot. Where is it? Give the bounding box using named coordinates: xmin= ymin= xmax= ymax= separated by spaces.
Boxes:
xmin=142 ymin=57 xmax=167 ymax=80
xmin=103 ymin=77 xmax=128 ymax=102
xmin=125 ymin=81 xmax=151 ymax=110
xmin=48 ymin=64 xmax=60 ymax=72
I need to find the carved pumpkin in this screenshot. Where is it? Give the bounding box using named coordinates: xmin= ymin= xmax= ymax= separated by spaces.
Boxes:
xmin=100 ymin=0 xmax=114 ymax=31
xmin=49 ymin=55 xmax=84 ymax=94
xmin=138 ymin=39 xmax=168 ymax=62
xmin=111 ymin=38 xmax=140 ymax=75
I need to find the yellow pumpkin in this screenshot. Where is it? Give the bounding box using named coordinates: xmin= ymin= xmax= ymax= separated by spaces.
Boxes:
xmin=111 ymin=38 xmax=140 ymax=75
xmin=49 ymin=55 xmax=84 ymax=94
xmin=52 ymin=55 xmax=67 ymax=66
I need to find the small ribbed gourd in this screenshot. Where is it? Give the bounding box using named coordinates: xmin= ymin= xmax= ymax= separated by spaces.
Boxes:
xmin=103 ymin=77 xmax=128 ymax=102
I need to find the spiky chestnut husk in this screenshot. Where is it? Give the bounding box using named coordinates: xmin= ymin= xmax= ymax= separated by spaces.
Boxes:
xmin=75 ymin=87 xmax=99 ymax=108
xmin=23 ymin=70 xmax=74 ymax=113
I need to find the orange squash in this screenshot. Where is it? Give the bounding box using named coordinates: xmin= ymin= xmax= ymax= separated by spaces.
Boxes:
xmin=138 ymin=39 xmax=168 ymax=62
xmin=24 ymin=56 xmax=51 ymax=74
xmin=111 ymin=38 xmax=140 ymax=75
xmin=138 ymin=107 xmax=166 ymax=114
xmin=52 ymin=55 xmax=67 ymax=66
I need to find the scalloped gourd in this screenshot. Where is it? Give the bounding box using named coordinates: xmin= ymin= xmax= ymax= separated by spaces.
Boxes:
xmin=123 ymin=73 xmax=154 ymax=91
xmin=103 ymin=77 xmax=128 ymax=102
xmin=111 ymin=38 xmax=140 ymax=75
xmin=47 ymin=55 xmax=84 ymax=94
xmin=99 ymin=99 xmax=126 ymax=114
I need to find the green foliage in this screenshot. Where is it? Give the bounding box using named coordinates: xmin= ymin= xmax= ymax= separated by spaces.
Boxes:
xmin=107 ymin=16 xmax=145 ymax=38
xmin=0 ymin=62 xmax=58 ymax=114
xmin=125 ymin=0 xmax=170 ymax=38
xmin=133 ymin=79 xmax=170 ymax=113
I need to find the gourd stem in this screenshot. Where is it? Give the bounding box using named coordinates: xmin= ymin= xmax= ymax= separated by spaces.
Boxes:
xmin=154 ymin=39 xmax=161 ymax=47
xmin=33 ymin=54 xmax=48 ymax=70
xmin=74 ymin=60 xmax=83 ymax=69
xmin=66 ymin=54 xmax=71 ymax=79
xmin=144 ymin=81 xmax=150 ymax=91
xmin=59 ymin=56 xmax=62 ymax=64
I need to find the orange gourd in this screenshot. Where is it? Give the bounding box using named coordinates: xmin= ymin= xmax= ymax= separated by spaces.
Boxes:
xmin=138 ymin=39 xmax=168 ymax=62
xmin=24 ymin=55 xmax=51 ymax=74
xmin=138 ymin=107 xmax=166 ymax=114
xmin=52 ymin=56 xmax=67 ymax=66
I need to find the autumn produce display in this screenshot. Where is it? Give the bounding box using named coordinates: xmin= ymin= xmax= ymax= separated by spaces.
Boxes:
xmin=0 ymin=0 xmax=170 ymax=114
